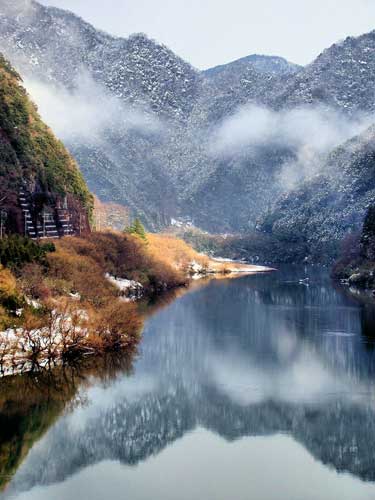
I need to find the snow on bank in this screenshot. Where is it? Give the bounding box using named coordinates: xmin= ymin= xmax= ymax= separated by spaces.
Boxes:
xmin=209 ymin=258 xmax=275 ymax=274
xmin=105 ymin=274 xmax=143 ymax=301
xmin=0 ymin=309 xmax=89 ymax=377
xmin=190 ymin=258 xmax=274 ymax=280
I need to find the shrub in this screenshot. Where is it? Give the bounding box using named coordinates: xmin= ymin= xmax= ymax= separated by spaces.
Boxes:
xmin=0 ymin=265 xmax=16 ymax=300
xmin=0 ymin=235 xmax=55 ymax=269
xmin=147 ymin=234 xmax=209 ymax=274
xmin=361 ymin=205 xmax=375 ymax=261
xmin=88 ymin=302 xmax=142 ymax=352
xmin=47 ymin=246 xmax=115 ymax=306
xmin=54 ymin=232 xmax=188 ymax=292
xmin=0 ymin=265 xmax=22 ymax=313
xmin=125 ymin=218 xmax=147 ymax=241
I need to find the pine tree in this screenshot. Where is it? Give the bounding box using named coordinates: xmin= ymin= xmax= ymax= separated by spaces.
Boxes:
xmin=124 ymin=218 xmax=147 ymax=241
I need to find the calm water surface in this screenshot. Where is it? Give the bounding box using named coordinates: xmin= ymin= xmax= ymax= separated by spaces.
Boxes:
xmin=1 ymin=267 xmax=375 ymax=500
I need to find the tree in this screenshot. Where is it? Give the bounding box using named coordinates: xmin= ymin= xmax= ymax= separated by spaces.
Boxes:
xmin=0 ymin=235 xmax=55 ymax=269
xmin=361 ymin=205 xmax=375 ymax=261
xmin=124 ymin=219 xmax=147 ymax=242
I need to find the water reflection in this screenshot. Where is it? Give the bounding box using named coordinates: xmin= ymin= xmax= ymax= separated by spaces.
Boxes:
xmin=0 ymin=354 xmax=135 ymax=493
xmin=2 ymin=267 xmax=375 ymax=500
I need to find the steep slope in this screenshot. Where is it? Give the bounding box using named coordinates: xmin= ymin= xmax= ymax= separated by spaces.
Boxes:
xmin=1 ymin=0 xmax=285 ymax=231
xmin=183 ymin=33 xmax=375 ymax=233
xmin=2 ymin=0 xmax=375 ymax=237
xmin=200 ymin=54 xmax=300 ymax=123
xmin=258 ymin=126 xmax=375 ymax=262
xmin=0 ymin=0 xmax=201 ymax=227
xmin=272 ymin=31 xmax=375 ymax=113
xmin=332 ymin=205 xmax=375 ymax=287
xmin=0 ymin=0 xmax=200 ymax=120
xmin=0 ymin=53 xmax=92 ymax=237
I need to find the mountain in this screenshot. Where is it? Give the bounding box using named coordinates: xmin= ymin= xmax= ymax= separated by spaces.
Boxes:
xmin=1 ymin=0 xmax=281 ymax=230
xmin=271 ymin=31 xmax=375 ymax=113
xmin=0 ymin=0 xmax=199 ymax=120
xmin=258 ymin=126 xmax=375 ymax=263
xmin=204 ymin=54 xmax=301 ymax=79
xmin=1 ymin=0 xmax=375 ymax=239
xmin=187 ymin=32 xmax=375 ymax=233
xmin=0 ymin=0 xmax=201 ymax=228
xmin=0 ymin=52 xmax=92 ymax=238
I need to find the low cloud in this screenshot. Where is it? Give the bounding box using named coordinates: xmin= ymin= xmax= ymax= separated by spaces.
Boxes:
xmin=25 ymin=73 xmax=162 ymax=143
xmin=210 ymin=104 xmax=373 ymax=189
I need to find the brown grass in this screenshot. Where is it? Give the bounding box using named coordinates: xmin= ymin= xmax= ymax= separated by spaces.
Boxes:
xmin=147 ymin=233 xmax=209 ymax=274
xmin=0 ymin=231 xmax=198 ymax=369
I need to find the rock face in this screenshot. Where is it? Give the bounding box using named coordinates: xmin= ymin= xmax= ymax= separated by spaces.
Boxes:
xmin=0 ymin=53 xmax=92 ymax=238
xmin=1 ymin=0 xmax=375 ymax=241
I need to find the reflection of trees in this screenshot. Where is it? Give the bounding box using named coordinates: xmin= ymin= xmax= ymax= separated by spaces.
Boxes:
xmin=0 ymin=353 xmax=136 ymax=492
xmin=335 ymin=285 xmax=375 ymax=349
xmin=172 ymin=272 xmax=375 ymax=381
xmin=4 ymin=268 xmax=375 ymax=495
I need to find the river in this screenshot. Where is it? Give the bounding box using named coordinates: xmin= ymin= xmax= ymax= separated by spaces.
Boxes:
xmin=1 ymin=266 xmax=375 ymax=500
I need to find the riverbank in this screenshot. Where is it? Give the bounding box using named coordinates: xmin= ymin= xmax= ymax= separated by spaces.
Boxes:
xmin=332 ymin=205 xmax=375 ymax=298
xmin=0 ymin=232 xmax=273 ymax=375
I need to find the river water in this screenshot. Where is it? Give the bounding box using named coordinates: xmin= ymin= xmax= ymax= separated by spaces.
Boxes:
xmin=1 ymin=267 xmax=375 ymax=500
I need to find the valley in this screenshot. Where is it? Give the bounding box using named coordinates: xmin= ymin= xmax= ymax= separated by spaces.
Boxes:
xmin=1 ymin=0 xmax=374 ymax=263
xmin=0 ymin=2 xmax=375 ymax=499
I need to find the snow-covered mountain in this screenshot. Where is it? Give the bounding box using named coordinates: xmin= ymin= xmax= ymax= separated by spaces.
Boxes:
xmin=258 ymin=126 xmax=375 ymax=262
xmin=0 ymin=0 xmax=200 ymax=227
xmin=204 ymin=54 xmax=301 ymax=79
xmin=0 ymin=0 xmax=199 ymax=120
xmin=1 ymin=0 xmax=374 ymax=239
xmin=271 ymin=31 xmax=375 ymax=114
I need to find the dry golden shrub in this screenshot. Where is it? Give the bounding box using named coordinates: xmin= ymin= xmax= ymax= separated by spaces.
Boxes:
xmin=147 ymin=234 xmax=209 ymax=273
xmin=19 ymin=263 xmax=52 ymax=301
xmin=0 ymin=230 xmax=213 ymax=364
xmin=88 ymin=301 xmax=142 ymax=352
xmin=47 ymin=246 xmax=116 ymax=306
xmin=52 ymin=232 xmax=188 ymax=293
xmin=0 ymin=265 xmax=17 ymax=301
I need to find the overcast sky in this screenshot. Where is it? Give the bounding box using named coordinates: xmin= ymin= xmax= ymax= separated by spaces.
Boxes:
xmin=38 ymin=0 xmax=375 ymax=69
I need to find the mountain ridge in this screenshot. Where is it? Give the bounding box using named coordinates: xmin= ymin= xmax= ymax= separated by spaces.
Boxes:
xmin=1 ymin=0 xmax=374 ymax=246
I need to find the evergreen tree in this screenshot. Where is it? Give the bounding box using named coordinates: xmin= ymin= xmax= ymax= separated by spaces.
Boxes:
xmin=124 ymin=219 xmax=147 ymax=241
xmin=0 ymin=235 xmax=55 ymax=269
xmin=361 ymin=205 xmax=375 ymax=260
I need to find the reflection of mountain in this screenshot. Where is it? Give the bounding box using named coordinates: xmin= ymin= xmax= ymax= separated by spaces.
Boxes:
xmin=0 ymin=354 xmax=135 ymax=493
xmin=3 ymin=270 xmax=375 ymax=497
xmin=4 ymin=383 xmax=375 ymax=496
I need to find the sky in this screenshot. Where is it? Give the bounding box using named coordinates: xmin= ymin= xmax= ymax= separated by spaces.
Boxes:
xmin=38 ymin=0 xmax=375 ymax=69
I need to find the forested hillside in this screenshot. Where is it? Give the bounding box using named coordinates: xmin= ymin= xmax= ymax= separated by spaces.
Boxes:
xmin=0 ymin=52 xmax=92 ymax=236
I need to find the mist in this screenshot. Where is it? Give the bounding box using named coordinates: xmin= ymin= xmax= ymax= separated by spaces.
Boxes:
xmin=210 ymin=104 xmax=374 ymax=189
xmin=25 ymin=73 xmax=162 ymax=143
